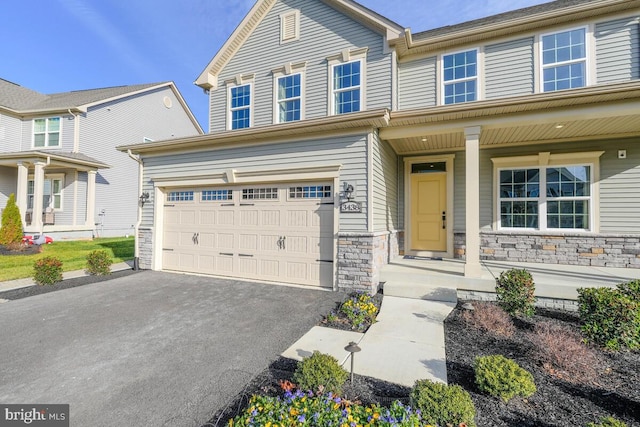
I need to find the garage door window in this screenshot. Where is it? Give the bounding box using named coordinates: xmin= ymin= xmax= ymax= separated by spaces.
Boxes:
xmin=168 ymin=191 xmax=194 ymax=202
xmin=242 ymin=188 xmax=278 ymax=200
xmin=202 ymin=190 xmax=232 ymax=201
xmin=289 ymin=185 xmax=332 ymax=199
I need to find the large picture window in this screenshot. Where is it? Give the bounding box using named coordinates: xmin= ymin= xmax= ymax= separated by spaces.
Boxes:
xmin=442 ymin=50 xmax=477 ymax=105
xmin=33 ymin=117 xmax=61 ymax=148
xmin=541 ymin=28 xmax=587 ymax=92
xmin=498 ymin=165 xmax=591 ymax=230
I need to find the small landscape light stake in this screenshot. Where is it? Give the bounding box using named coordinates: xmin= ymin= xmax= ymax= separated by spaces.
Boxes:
xmin=344 ymin=341 xmax=361 ymax=384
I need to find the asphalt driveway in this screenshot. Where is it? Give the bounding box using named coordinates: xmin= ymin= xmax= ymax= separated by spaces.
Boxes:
xmin=0 ymin=271 xmax=343 ymax=426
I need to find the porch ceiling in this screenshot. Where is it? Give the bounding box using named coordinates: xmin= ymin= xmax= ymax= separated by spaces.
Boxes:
xmin=382 ymin=82 xmax=640 ymax=155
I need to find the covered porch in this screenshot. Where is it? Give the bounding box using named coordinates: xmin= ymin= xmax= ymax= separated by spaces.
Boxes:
xmin=380 ymin=81 xmax=640 ymax=283
xmin=0 ymin=151 xmax=109 ymax=234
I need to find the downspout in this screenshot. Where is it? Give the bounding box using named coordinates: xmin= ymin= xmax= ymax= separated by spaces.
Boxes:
xmin=68 ymin=109 xmax=80 ymax=153
xmin=128 ymin=149 xmax=143 ymax=270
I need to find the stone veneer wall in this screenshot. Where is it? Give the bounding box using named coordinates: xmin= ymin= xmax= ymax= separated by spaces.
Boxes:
xmin=454 ymin=232 xmax=640 ymax=268
xmin=137 ymin=227 xmax=153 ymax=269
xmin=337 ymin=231 xmax=399 ymax=294
xmin=457 ymin=290 xmax=579 ymax=311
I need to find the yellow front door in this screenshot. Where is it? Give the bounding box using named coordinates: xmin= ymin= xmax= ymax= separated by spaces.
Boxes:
xmin=410 ymin=172 xmax=447 ymax=251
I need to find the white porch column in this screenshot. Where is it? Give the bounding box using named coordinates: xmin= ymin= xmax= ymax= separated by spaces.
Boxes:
xmin=86 ymin=170 xmax=97 ymax=227
xmin=32 ymin=162 xmax=46 ymax=231
xmin=16 ymin=162 xmax=28 ymax=223
xmin=464 ymin=126 xmax=482 ymax=277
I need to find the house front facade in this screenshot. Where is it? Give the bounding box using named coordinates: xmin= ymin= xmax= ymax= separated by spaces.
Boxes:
xmin=0 ymin=80 xmax=202 ymax=239
xmin=120 ymin=0 xmax=640 ymax=293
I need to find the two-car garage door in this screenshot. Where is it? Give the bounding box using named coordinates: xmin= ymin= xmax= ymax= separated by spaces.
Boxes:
xmin=162 ymin=183 xmax=335 ymax=288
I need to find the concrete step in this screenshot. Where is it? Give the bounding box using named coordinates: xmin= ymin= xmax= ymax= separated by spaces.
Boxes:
xmin=382 ymin=280 xmax=458 ymax=303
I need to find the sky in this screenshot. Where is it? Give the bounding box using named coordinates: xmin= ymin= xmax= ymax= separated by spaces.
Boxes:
xmin=1 ymin=0 xmax=548 ymax=132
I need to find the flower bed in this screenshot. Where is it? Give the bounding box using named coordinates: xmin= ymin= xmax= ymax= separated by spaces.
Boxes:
xmin=321 ymin=291 xmax=382 ymax=332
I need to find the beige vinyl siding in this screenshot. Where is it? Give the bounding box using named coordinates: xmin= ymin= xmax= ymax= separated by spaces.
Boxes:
xmin=595 ymin=16 xmax=640 ymax=84
xmin=398 ymin=56 xmax=437 ymax=110
xmin=209 ymin=0 xmax=392 ymax=132
xmin=142 ymin=133 xmax=370 ymax=231
xmin=81 ymin=87 xmax=200 ymax=237
xmin=484 ymin=37 xmax=534 ymax=99
xmin=371 ymin=131 xmax=398 ymax=231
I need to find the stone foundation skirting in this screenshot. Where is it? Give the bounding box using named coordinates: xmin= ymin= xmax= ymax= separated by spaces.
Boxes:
xmin=454 ymin=231 xmax=640 ymax=268
xmin=137 ymin=227 xmax=153 ymax=269
xmin=337 ymin=230 xmax=399 ymax=294
xmin=457 ymin=289 xmax=579 ymax=312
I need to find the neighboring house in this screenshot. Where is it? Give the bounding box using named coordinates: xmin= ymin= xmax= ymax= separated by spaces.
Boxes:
xmin=119 ymin=0 xmax=640 ymax=293
xmin=0 ymin=79 xmax=203 ymax=239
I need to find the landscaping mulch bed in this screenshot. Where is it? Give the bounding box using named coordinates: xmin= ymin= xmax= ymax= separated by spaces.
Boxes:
xmin=445 ymin=302 xmax=640 ymax=427
xmin=0 ymin=269 xmax=140 ymax=301
xmin=0 ymin=244 xmax=42 ymax=256
xmin=318 ymin=290 xmax=383 ymax=332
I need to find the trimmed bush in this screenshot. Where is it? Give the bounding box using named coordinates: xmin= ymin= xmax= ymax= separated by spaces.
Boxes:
xmin=529 ymin=320 xmax=602 ymax=384
xmin=292 ymin=351 xmax=348 ymax=394
xmin=578 ymin=286 xmax=640 ymax=351
xmin=618 ymin=279 xmax=640 ymax=300
xmin=410 ymin=379 xmax=476 ymax=427
xmin=495 ymin=268 xmax=536 ymax=317
xmin=0 ymin=193 xmax=24 ymax=245
xmin=474 ymin=355 xmax=536 ymax=402
xmin=85 ymin=250 xmax=113 ymax=276
xmin=461 ymin=301 xmax=515 ymax=338
xmin=33 ymin=256 xmax=63 ymax=286
xmin=587 ymin=416 xmax=628 ymax=427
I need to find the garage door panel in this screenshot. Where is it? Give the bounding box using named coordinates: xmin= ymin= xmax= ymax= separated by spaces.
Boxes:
xmin=163 ymin=182 xmax=334 ymax=288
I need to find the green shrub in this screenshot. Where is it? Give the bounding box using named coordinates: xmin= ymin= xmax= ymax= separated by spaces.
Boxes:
xmin=85 ymin=249 xmax=113 ymax=275
xmin=410 ymin=379 xmax=476 ymax=427
xmin=587 ymin=416 xmax=628 ymax=427
xmin=292 ymin=351 xmax=348 ymax=394
xmin=618 ymin=279 xmax=640 ymax=300
xmin=474 ymin=355 xmax=536 ymax=402
xmin=33 ymin=256 xmax=63 ymax=286
xmin=0 ymin=193 xmax=24 ymax=245
xmin=578 ymin=286 xmax=640 ymax=351
xmin=495 ymin=268 xmax=536 ymax=317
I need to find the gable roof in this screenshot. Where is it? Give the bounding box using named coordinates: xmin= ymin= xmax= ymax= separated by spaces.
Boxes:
xmin=195 ymin=0 xmax=404 ymax=90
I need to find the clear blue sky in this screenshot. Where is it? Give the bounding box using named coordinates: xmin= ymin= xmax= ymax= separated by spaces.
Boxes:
xmin=1 ymin=0 xmax=546 ymax=132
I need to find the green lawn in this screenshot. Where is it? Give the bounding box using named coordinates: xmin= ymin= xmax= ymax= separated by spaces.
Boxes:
xmin=0 ymin=237 xmax=135 ymax=282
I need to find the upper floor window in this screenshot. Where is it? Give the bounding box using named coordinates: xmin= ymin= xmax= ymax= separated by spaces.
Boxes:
xmin=332 ymin=60 xmax=362 ymax=115
xmin=229 ymin=84 xmax=252 ymax=130
xmin=442 ymin=50 xmax=477 ymax=105
xmin=277 ymin=74 xmax=301 ymax=123
xmin=541 ymin=28 xmax=586 ymax=92
xmin=33 ymin=117 xmax=60 ymax=148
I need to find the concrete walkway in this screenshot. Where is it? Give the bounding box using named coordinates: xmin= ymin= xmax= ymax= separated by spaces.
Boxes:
xmin=283 ymin=296 xmax=455 ymax=387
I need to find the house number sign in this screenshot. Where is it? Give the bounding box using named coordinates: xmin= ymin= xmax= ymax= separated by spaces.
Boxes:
xmin=340 ymin=201 xmax=362 ymax=213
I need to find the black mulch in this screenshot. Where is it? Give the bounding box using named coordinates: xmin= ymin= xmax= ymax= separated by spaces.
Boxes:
xmin=0 ymin=269 xmax=140 ymax=301
xmin=445 ymin=302 xmax=640 ymax=427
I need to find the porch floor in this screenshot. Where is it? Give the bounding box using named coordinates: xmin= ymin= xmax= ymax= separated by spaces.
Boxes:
xmin=380 ymin=257 xmax=640 ymax=301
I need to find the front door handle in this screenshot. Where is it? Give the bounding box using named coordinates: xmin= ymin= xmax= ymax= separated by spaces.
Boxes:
xmin=442 ymin=211 xmax=446 ymax=230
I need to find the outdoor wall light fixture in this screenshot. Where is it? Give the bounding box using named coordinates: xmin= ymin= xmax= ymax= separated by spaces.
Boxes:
xmin=343 ymin=182 xmax=355 ymax=200
xmin=345 ymin=341 xmax=361 ymax=384
xmin=139 ymin=192 xmax=150 ymax=207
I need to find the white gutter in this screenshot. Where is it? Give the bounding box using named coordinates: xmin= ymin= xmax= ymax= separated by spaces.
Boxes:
xmin=127 ymin=149 xmax=143 ymax=270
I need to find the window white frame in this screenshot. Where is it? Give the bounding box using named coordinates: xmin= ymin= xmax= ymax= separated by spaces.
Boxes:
xmin=539 ymin=26 xmax=589 ymax=93
xmin=27 ymin=175 xmax=64 ymax=211
xmin=280 ymin=10 xmax=300 ymax=44
xmin=226 ymin=77 xmax=254 ymax=130
xmin=492 ymin=151 xmax=603 ymax=232
xmin=273 ymin=62 xmax=306 ymax=124
xmin=327 ymin=48 xmax=368 ymax=116
xmin=33 ymin=117 xmax=61 ymax=148
xmin=441 ymin=48 xmax=479 ymax=105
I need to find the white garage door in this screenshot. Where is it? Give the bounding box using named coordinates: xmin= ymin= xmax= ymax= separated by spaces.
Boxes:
xmin=162 ymin=183 xmax=334 ymax=288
